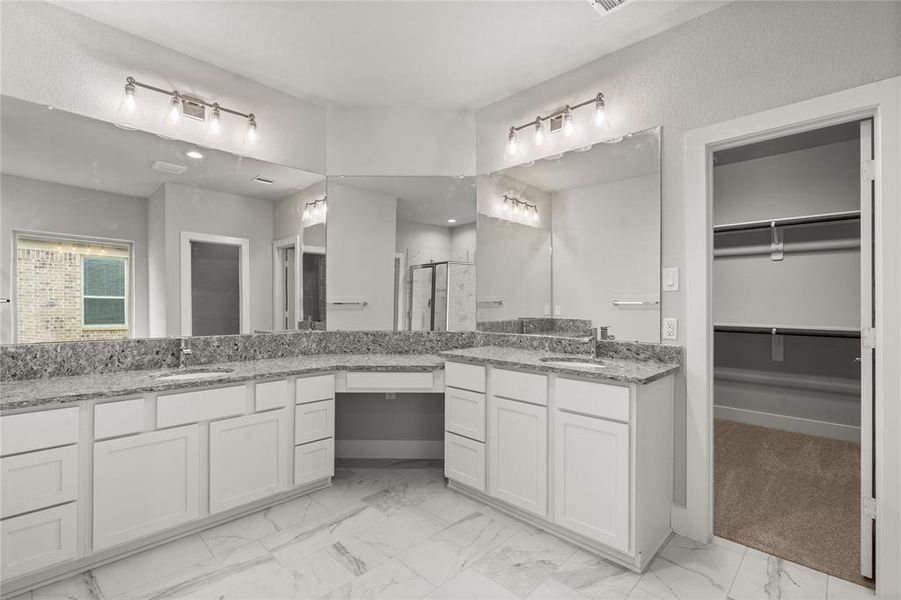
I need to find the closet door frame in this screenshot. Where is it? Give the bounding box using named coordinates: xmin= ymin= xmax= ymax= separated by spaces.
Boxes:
xmin=682 ymin=76 xmax=900 ymax=597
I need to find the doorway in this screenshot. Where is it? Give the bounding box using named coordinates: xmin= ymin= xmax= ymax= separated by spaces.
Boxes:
xmin=180 ymin=231 xmax=250 ymax=336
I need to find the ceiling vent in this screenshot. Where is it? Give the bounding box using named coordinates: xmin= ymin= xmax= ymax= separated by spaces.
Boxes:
xmin=253 ymin=175 xmax=275 ymax=185
xmin=151 ymin=160 xmax=187 ymax=175
xmin=589 ymin=0 xmax=629 ymax=14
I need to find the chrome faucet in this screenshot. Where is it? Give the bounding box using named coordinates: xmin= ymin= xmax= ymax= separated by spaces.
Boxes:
xmin=598 ymin=326 xmax=615 ymax=341
xmin=178 ymin=338 xmax=194 ymax=370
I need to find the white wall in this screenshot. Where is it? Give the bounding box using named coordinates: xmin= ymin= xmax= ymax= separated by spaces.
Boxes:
xmin=551 ymin=174 xmax=660 ymax=342
xmin=326 ymin=183 xmax=397 ymax=330
xmin=450 ymin=223 xmax=476 ymax=263
xmin=274 ymin=180 xmax=327 ymax=242
xmin=396 ymin=220 xmax=452 ymax=266
xmin=475 ymin=0 xmax=901 ymax=505
xmin=148 ymin=183 xmax=275 ymax=336
xmin=327 ymin=107 xmax=475 ymax=176
xmin=0 ymin=1 xmax=326 ymax=173
xmin=0 ymin=174 xmax=149 ymax=343
xmin=146 ymin=185 xmax=167 ymax=337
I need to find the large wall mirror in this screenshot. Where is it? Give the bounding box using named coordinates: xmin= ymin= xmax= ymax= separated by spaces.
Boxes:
xmin=0 ymin=95 xmax=326 ymax=344
xmin=326 ymin=176 xmax=476 ymax=331
xmin=477 ymin=127 xmax=662 ymax=342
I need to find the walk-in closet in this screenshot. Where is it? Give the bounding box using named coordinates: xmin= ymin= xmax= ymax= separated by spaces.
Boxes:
xmin=712 ymin=120 xmax=874 ymax=587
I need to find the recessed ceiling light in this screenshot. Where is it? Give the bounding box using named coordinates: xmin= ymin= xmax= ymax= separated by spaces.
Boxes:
xmin=447 ymin=219 xmax=457 ymax=224
xmin=186 ymin=150 xmax=203 ymax=159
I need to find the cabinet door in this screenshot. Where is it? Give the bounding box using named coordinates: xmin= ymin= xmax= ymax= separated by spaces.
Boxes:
xmin=294 ymin=438 xmax=334 ymax=486
xmin=294 ymin=399 xmax=334 ymax=445
xmin=554 ymin=411 xmax=630 ymax=552
xmin=0 ymin=502 xmax=77 ymax=579
xmin=488 ymin=397 xmax=548 ymax=516
xmin=445 ymin=432 xmax=485 ymax=490
xmin=93 ymin=425 xmax=200 ymax=551
xmin=445 ymin=388 xmax=486 ymax=442
xmin=1 ymin=445 xmax=78 ymax=519
xmin=210 ymin=410 xmax=289 ymax=514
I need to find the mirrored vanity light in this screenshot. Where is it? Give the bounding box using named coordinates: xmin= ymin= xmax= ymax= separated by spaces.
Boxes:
xmin=501 ymin=194 xmax=538 ymax=224
xmin=506 ymin=126 xmax=518 ymax=156
xmin=534 ymin=116 xmax=545 ymax=146
xmin=303 ymin=197 xmax=327 ymax=223
xmin=593 ymin=92 xmax=606 ymax=126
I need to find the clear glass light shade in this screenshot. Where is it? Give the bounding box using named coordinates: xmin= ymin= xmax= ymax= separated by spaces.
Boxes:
xmin=534 ymin=119 xmax=544 ymax=146
xmin=115 ymin=83 xmax=139 ymax=129
xmin=206 ymin=106 xmax=222 ymax=136
xmin=594 ymin=95 xmax=606 ymax=127
xmin=166 ymin=94 xmax=183 ymax=125
xmin=244 ymin=117 xmax=259 ymax=145
xmin=506 ymin=127 xmax=517 ymax=156
xmin=562 ymin=108 xmax=574 ymax=135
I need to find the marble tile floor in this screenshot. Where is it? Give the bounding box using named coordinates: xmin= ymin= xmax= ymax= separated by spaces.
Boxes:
xmin=12 ymin=466 xmax=874 ymax=600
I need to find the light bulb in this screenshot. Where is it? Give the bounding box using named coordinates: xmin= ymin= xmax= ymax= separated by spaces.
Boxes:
xmin=503 ymin=197 xmax=510 ymax=212
xmin=123 ymin=81 xmax=137 ymax=114
xmin=245 ymin=115 xmax=259 ymax=144
xmin=562 ymin=106 xmax=574 ymax=135
xmin=593 ymin=93 xmax=606 ymax=127
xmin=532 ymin=207 xmax=539 ymax=222
xmin=533 ymin=117 xmax=544 ymax=146
xmin=115 ymin=78 xmax=140 ymax=129
xmin=320 ymin=200 xmax=327 ymax=215
xmin=506 ymin=127 xmax=518 ymax=156
xmin=208 ymin=105 xmax=222 ymax=135
xmin=167 ymin=93 xmax=183 ymax=124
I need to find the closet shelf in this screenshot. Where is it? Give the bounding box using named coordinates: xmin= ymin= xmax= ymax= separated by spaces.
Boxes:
xmin=713 ymin=210 xmax=861 ymax=233
xmin=714 ymin=323 xmax=860 ymax=338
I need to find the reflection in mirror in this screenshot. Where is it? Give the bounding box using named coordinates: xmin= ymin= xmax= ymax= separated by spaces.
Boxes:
xmin=477 ymin=127 xmax=661 ymax=342
xmin=0 ymin=95 xmax=325 ymax=344
xmin=326 ymin=176 xmax=476 ymax=331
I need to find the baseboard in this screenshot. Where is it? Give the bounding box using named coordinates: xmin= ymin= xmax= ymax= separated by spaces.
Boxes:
xmin=714 ymin=405 xmax=860 ymax=442
xmin=335 ymin=440 xmax=444 ymax=459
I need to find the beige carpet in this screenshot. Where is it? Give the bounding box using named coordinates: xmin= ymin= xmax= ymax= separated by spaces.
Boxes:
xmin=714 ymin=419 xmax=873 ymax=588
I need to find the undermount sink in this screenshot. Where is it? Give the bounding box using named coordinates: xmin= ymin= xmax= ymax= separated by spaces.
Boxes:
xmin=539 ymin=357 xmax=607 ymax=369
xmin=155 ymin=368 xmax=234 ymax=381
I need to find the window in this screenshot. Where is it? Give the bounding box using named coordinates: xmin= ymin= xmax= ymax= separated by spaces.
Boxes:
xmin=83 ymin=257 xmax=128 ymax=328
xmin=15 ymin=234 xmax=132 ymax=343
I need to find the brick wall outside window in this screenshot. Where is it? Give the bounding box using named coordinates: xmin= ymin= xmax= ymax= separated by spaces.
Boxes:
xmin=16 ymin=247 xmax=128 ymax=343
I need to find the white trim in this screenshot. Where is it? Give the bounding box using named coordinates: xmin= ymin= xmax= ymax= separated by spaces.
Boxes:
xmin=683 ymin=76 xmax=900 ymax=597
xmin=334 ymin=440 xmax=444 ymax=459
xmin=179 ymin=231 xmax=250 ymax=336
xmin=395 ymin=252 xmax=406 ymax=331
xmin=714 ymin=406 xmax=860 ymax=443
xmin=272 ymin=235 xmax=301 ymax=331
xmin=300 ymin=245 xmax=326 ymax=324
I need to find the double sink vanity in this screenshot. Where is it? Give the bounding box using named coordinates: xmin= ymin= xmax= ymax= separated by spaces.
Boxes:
xmin=0 ymin=334 xmax=678 ymax=594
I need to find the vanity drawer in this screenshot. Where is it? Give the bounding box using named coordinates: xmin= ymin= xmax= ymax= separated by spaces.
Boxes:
xmin=297 ymin=374 xmax=335 ymax=404
xmin=491 ymin=368 xmax=548 ymax=406
xmin=345 ymin=371 xmax=434 ymax=390
xmin=1 ymin=407 xmax=79 ymax=456
xmin=295 ymin=399 xmax=335 ymax=445
xmin=445 ymin=388 xmax=486 ymax=442
xmin=445 ymin=362 xmax=486 ymax=393
xmin=95 ymin=399 xmax=144 ymax=439
xmin=157 ymin=385 xmax=246 ymax=428
xmin=256 ymin=379 xmax=288 ymax=412
xmin=444 ymin=432 xmax=485 ymax=491
xmin=294 ymin=438 xmax=334 ymax=486
xmin=556 ymin=378 xmax=630 ymax=422
xmin=1 ymin=445 xmax=78 ymax=518
xmin=0 ymin=502 xmax=78 ymax=579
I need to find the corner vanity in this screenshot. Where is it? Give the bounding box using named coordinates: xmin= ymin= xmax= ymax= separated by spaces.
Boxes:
xmin=0 ymin=342 xmax=677 ymax=594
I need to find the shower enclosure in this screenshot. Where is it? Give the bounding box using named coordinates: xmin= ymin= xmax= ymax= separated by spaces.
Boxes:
xmin=408 ymin=261 xmax=476 ymax=331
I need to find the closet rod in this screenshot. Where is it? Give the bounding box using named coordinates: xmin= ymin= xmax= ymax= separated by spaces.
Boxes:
xmin=714 ymin=324 xmax=860 ymax=338
xmin=713 ymin=238 xmax=860 ymax=258
xmin=713 ymin=210 xmax=861 ymax=233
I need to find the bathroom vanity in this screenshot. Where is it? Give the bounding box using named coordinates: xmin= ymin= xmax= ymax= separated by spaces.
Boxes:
xmin=0 ymin=342 xmax=677 ymax=593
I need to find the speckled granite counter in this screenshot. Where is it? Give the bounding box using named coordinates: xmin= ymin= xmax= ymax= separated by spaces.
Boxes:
xmin=439 ymin=346 xmax=679 ymax=384
xmin=0 ymin=354 xmax=445 ymax=411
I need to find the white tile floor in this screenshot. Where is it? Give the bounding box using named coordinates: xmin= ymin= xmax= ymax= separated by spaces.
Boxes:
xmin=15 ymin=466 xmax=875 ymax=600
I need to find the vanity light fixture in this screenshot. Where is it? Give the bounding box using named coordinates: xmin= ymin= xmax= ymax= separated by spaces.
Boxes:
xmin=502 ymin=194 xmax=539 ymax=223
xmin=504 ymin=91 xmax=606 ymax=156
xmin=303 ymin=197 xmax=328 ymax=223
xmin=117 ymin=76 xmax=259 ymax=143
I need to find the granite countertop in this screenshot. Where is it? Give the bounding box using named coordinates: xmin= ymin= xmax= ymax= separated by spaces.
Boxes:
xmin=439 ymin=346 xmax=679 ymax=384
xmin=0 ymin=354 xmax=444 ymax=412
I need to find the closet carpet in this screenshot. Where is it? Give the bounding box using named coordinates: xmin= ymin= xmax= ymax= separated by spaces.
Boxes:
xmin=714 ymin=419 xmax=872 ymax=588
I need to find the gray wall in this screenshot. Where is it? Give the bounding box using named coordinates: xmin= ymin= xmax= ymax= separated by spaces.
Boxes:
xmin=335 ymin=393 xmax=444 ymax=442
xmin=474 ymin=0 xmax=901 ymax=505
xmin=0 ymin=174 xmax=149 ymax=343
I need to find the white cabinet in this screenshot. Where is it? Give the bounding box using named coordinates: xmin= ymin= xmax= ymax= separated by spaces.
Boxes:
xmin=0 ymin=503 xmax=77 ymax=579
xmin=294 ymin=438 xmax=334 ymax=486
xmin=1 ymin=445 xmax=78 ymax=518
xmin=554 ymin=411 xmax=630 ymax=552
xmin=93 ymin=425 xmax=200 ymax=551
xmin=156 ymin=385 xmax=245 ymax=428
xmin=295 ymin=399 xmax=335 ymax=445
xmin=445 ymin=432 xmax=485 ymax=490
xmin=1 ymin=407 xmax=79 ymax=456
xmin=488 ymin=396 xmax=548 ymax=517
xmin=209 ymin=411 xmax=289 ymax=514
xmin=445 ymin=388 xmax=486 ymax=442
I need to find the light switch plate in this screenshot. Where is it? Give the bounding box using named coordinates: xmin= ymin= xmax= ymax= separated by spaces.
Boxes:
xmin=663 ymin=318 xmax=678 ymax=340
xmin=663 ymin=267 xmax=679 ymax=291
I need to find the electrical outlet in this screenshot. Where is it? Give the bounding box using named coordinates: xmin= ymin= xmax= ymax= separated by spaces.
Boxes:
xmin=554 ymin=305 xmax=562 ymax=316
xmin=663 ymin=318 xmax=678 ymax=340
xmin=663 ymin=267 xmax=679 ymax=291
